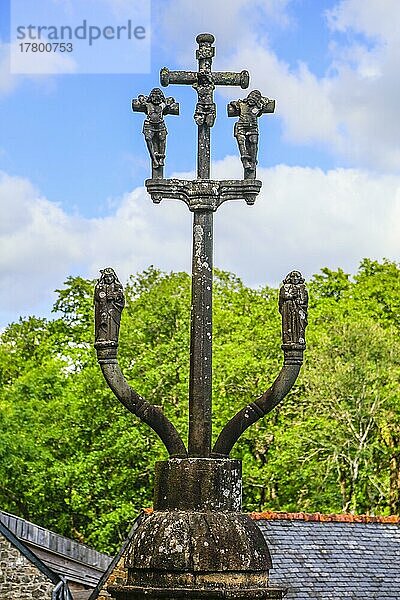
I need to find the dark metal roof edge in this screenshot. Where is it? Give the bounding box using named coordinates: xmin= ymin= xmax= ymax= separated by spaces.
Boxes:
xmin=0 ymin=510 xmax=112 ymax=566
xmin=88 ymin=511 xmax=147 ymax=600
xmin=0 ymin=519 xmax=60 ymax=585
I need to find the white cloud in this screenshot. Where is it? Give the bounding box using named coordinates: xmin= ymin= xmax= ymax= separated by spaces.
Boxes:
xmin=326 ymin=0 xmax=400 ymax=41
xmin=0 ymin=170 xmax=191 ymax=324
xmin=323 ymin=0 xmax=400 ymax=170
xmin=0 ymin=172 xmax=83 ymax=320
xmin=1 ymin=162 xmax=398 ymax=325
xmin=217 ymin=40 xmax=340 ymax=148
xmin=214 ymin=157 xmax=400 ymax=284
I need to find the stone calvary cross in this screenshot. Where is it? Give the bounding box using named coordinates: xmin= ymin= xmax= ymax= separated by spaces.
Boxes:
xmin=94 ymin=33 xmax=308 ymax=600
xmin=132 ymin=33 xmax=277 ymax=458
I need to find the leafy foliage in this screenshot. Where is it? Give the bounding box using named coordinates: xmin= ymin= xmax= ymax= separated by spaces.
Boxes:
xmin=0 ymin=260 xmax=399 ymax=554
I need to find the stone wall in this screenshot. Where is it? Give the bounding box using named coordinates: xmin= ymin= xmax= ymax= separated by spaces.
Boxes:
xmin=0 ymin=533 xmax=54 ymax=599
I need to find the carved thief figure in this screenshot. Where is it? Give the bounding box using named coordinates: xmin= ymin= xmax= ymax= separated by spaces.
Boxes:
xmin=132 ymin=87 xmax=179 ymax=178
xmin=228 ymin=89 xmax=275 ymax=179
xmin=94 ymin=267 xmax=125 ymax=345
xmin=279 ymin=270 xmax=308 ymax=346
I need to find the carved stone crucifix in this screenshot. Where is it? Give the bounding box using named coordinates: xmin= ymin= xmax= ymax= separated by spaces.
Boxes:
xmin=125 ymin=34 xmax=298 ymax=462
xmin=160 ymin=32 xmax=249 ymax=179
xmin=153 ymin=33 xmax=260 ymax=457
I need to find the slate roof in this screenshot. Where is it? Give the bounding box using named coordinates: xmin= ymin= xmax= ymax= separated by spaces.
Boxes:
xmin=254 ymin=512 xmax=400 ymax=599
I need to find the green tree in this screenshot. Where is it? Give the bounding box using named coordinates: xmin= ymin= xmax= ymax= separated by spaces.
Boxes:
xmin=0 ymin=259 xmax=399 ymax=554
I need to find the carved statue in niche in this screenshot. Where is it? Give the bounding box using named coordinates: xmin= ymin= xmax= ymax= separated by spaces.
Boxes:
xmin=94 ymin=267 xmax=125 ymax=345
xmin=279 ymin=270 xmax=308 ymax=346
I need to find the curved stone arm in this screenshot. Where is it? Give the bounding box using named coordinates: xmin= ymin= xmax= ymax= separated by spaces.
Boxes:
xmin=212 ymin=352 xmax=302 ymax=457
xmin=213 ymin=271 xmax=308 ymax=458
xmin=94 ymin=268 xmax=187 ymax=458
xmin=98 ymin=361 xmax=187 ymax=458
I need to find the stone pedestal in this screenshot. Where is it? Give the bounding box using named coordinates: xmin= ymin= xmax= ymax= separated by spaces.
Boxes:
xmin=108 ymin=459 xmax=286 ymax=599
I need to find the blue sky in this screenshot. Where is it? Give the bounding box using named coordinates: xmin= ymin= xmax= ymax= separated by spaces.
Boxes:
xmin=0 ymin=0 xmax=399 ymax=326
